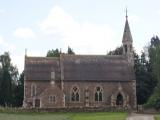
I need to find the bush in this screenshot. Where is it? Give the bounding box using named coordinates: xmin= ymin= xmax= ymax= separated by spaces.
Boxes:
xmin=146 ymin=84 xmax=160 ymax=110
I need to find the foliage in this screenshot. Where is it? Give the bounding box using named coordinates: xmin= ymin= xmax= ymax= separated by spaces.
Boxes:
xmin=67 ymin=46 xmax=75 ymax=54
xmin=12 ymin=71 xmax=24 ymax=107
xmin=0 ymin=68 xmax=2 ymax=94
xmin=46 ymin=49 xmax=61 ymax=57
xmin=135 ymin=52 xmax=157 ymax=104
xmin=0 ymin=52 xmax=19 ymax=106
xmin=146 ymin=83 xmax=160 ymax=109
xmin=146 ymin=36 xmax=160 ymax=109
xmin=107 ymin=46 xmax=123 ymax=55
xmin=150 ymin=36 xmax=160 ymax=48
xmin=0 ymin=52 xmax=24 ymax=107
xmin=46 ymin=47 xmax=75 ymax=57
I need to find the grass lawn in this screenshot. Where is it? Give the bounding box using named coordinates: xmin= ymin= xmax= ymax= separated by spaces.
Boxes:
xmin=155 ymin=115 xmax=160 ymax=120
xmin=0 ymin=112 xmax=127 ymax=120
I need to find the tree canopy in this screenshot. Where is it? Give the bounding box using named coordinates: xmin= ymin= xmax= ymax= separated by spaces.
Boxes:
xmin=0 ymin=52 xmax=24 ymax=107
xmin=147 ymin=36 xmax=160 ymax=109
xmin=46 ymin=46 xmax=75 ymax=57
xmin=107 ymin=46 xmax=123 ymax=55
xmin=46 ymin=48 xmax=61 ymax=57
xmin=0 ymin=52 xmax=19 ymax=106
xmin=67 ymin=46 xmax=75 ymax=54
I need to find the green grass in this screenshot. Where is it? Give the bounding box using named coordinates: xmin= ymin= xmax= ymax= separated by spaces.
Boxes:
xmin=155 ymin=115 xmax=160 ymax=120
xmin=0 ymin=112 xmax=127 ymax=120
xmin=71 ymin=112 xmax=127 ymax=120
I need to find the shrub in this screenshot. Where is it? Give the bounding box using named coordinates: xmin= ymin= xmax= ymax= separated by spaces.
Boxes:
xmin=146 ymin=84 xmax=160 ymax=110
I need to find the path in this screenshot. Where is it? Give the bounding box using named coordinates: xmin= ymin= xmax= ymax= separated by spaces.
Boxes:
xmin=127 ymin=113 xmax=154 ymax=120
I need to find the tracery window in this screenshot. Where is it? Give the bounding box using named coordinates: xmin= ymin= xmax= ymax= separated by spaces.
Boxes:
xmin=71 ymin=86 xmax=80 ymax=102
xmin=95 ymin=86 xmax=103 ymax=101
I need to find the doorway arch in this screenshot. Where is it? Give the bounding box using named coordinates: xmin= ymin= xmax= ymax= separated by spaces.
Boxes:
xmin=116 ymin=93 xmax=123 ymax=106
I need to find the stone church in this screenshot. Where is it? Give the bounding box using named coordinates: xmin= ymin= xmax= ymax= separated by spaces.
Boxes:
xmin=23 ymin=14 xmax=137 ymax=109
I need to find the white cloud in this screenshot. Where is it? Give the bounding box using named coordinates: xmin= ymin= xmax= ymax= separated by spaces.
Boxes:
xmin=11 ymin=54 xmax=24 ymax=72
xmin=0 ymin=35 xmax=15 ymax=51
xmin=27 ymin=50 xmax=43 ymax=56
xmin=40 ymin=5 xmax=117 ymax=54
xmin=13 ymin=27 xmax=35 ymax=39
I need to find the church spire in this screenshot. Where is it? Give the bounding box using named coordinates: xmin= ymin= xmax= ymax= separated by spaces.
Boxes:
xmin=122 ymin=10 xmax=134 ymax=65
xmin=126 ymin=8 xmax=128 ymax=19
xmin=122 ymin=10 xmax=133 ymax=43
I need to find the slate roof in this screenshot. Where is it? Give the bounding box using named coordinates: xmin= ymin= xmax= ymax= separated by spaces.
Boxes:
xmin=25 ymin=54 xmax=135 ymax=82
xmin=61 ymin=54 xmax=135 ymax=81
xmin=25 ymin=57 xmax=60 ymax=80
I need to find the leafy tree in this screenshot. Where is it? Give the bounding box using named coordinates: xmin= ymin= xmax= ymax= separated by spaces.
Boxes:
xmin=0 ymin=65 xmax=2 ymax=93
xmin=150 ymin=36 xmax=160 ymax=48
xmin=46 ymin=49 xmax=61 ymax=57
xmin=0 ymin=52 xmax=18 ymax=106
xmin=135 ymin=52 xmax=157 ymax=104
xmin=67 ymin=46 xmax=75 ymax=54
xmin=147 ymin=36 xmax=160 ymax=108
xmin=12 ymin=71 xmax=24 ymax=107
xmin=47 ymin=47 xmax=75 ymax=57
xmin=107 ymin=46 xmax=123 ymax=55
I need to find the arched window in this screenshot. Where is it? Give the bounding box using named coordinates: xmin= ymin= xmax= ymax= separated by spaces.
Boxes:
xmin=95 ymin=86 xmax=103 ymax=101
xmin=116 ymin=93 xmax=123 ymax=105
xmin=31 ymin=84 xmax=36 ymax=97
xmin=71 ymin=86 xmax=80 ymax=102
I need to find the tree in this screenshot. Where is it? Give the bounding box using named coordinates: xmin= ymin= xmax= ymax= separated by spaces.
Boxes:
xmin=107 ymin=46 xmax=123 ymax=55
xmin=135 ymin=52 xmax=157 ymax=104
xmin=147 ymin=36 xmax=160 ymax=108
xmin=46 ymin=49 xmax=61 ymax=57
xmin=150 ymin=36 xmax=160 ymax=48
xmin=47 ymin=47 xmax=75 ymax=57
xmin=0 ymin=64 xmax=3 ymax=93
xmin=0 ymin=52 xmax=18 ymax=106
xmin=67 ymin=46 xmax=75 ymax=54
xmin=12 ymin=71 xmax=24 ymax=107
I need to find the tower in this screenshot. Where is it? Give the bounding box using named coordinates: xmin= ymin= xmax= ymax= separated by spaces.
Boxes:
xmin=122 ymin=10 xmax=134 ymax=66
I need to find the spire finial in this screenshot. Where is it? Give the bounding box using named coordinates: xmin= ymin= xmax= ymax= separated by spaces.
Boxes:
xmin=126 ymin=7 xmax=128 ymax=19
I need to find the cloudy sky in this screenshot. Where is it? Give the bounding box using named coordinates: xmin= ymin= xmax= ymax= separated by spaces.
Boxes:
xmin=0 ymin=0 xmax=160 ymax=72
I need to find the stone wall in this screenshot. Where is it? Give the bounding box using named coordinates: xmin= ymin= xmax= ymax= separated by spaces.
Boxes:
xmin=63 ymin=81 xmax=136 ymax=109
xmin=23 ymin=80 xmax=63 ymax=108
xmin=22 ymin=106 xmax=130 ymax=112
xmin=24 ymin=80 xmax=136 ymax=110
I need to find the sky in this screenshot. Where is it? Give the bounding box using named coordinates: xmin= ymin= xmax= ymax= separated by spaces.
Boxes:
xmin=0 ymin=0 xmax=160 ymax=72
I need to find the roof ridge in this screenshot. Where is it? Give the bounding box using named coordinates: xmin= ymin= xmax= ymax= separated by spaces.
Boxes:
xmin=26 ymin=56 xmax=59 ymax=59
xmin=61 ymin=54 xmax=125 ymax=57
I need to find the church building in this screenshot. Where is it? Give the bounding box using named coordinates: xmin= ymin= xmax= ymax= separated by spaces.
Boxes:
xmin=23 ymin=14 xmax=137 ymax=109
